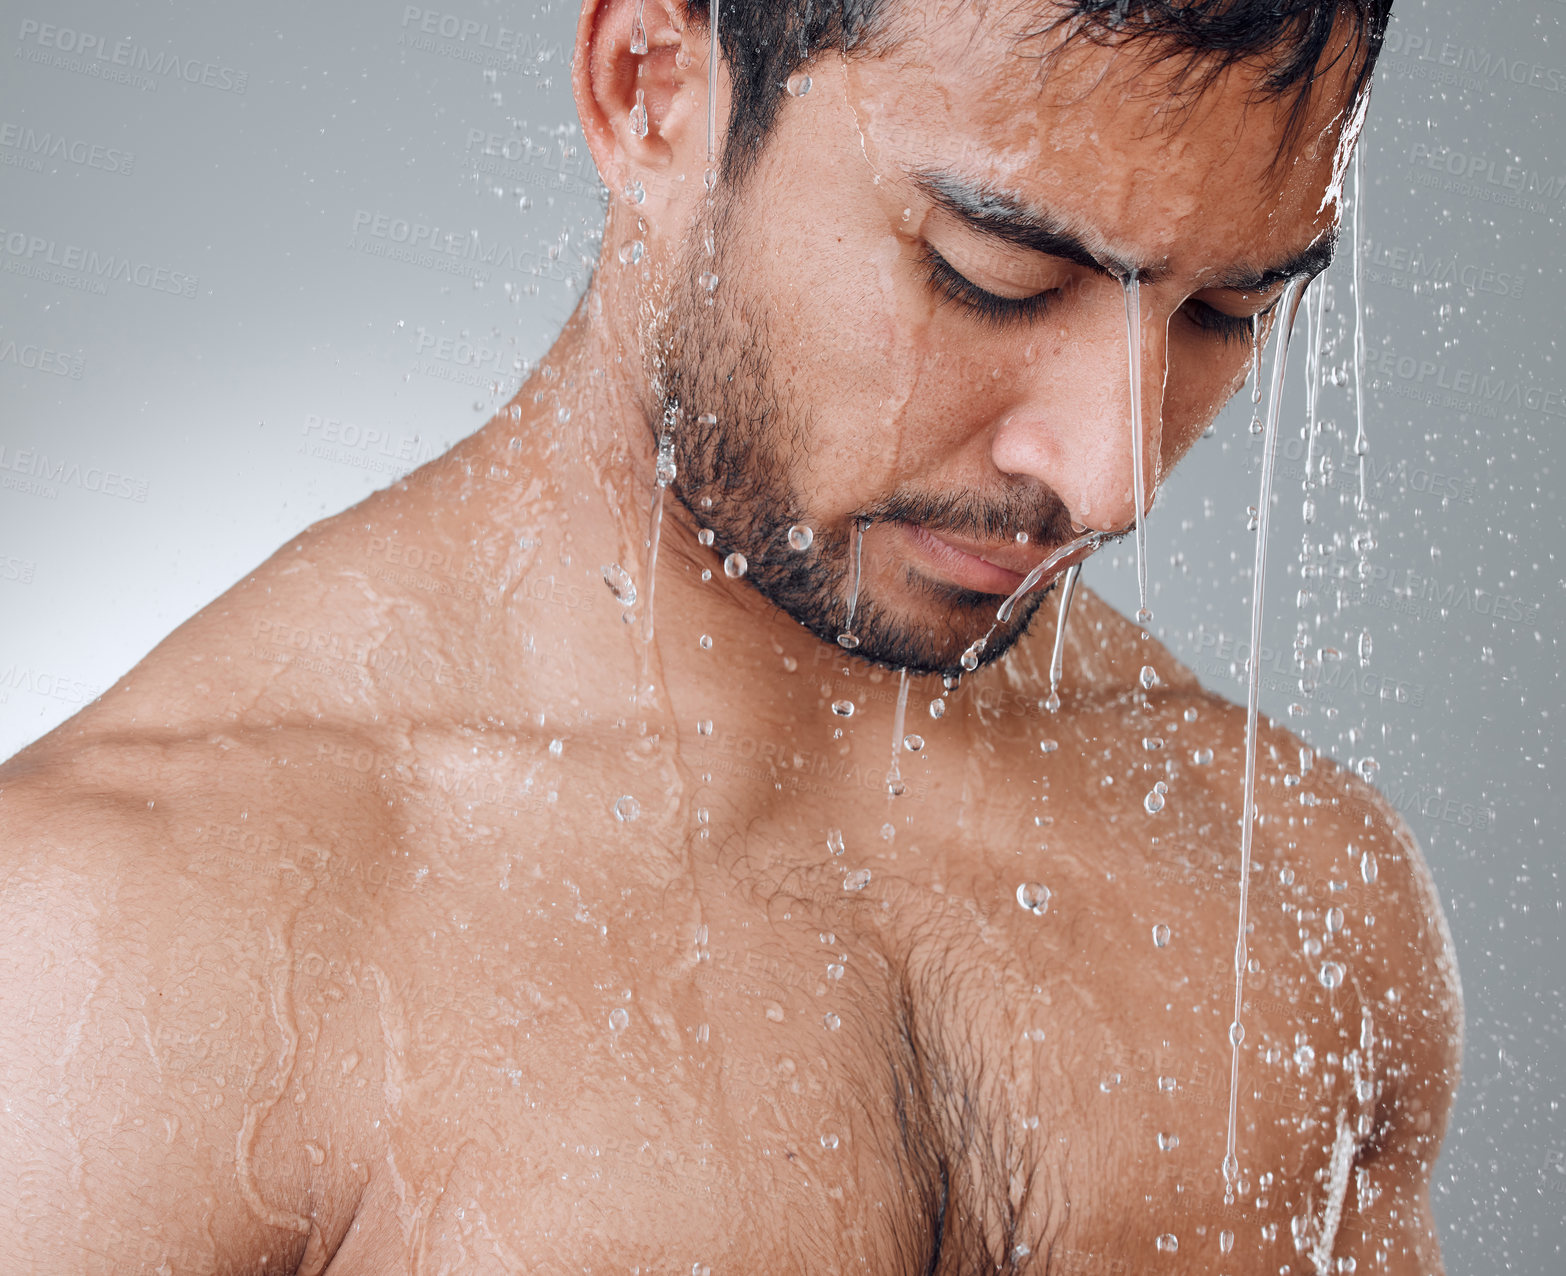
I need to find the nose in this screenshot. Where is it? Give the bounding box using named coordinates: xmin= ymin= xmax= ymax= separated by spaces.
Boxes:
xmin=988 ymin=283 xmax=1168 ymax=535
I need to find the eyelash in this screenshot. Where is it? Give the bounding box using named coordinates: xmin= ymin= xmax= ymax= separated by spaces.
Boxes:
xmin=920 ymin=244 xmax=1272 ymax=344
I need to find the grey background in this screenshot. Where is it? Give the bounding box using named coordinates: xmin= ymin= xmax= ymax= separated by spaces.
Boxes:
xmin=0 ymin=0 xmax=1559 ymax=1268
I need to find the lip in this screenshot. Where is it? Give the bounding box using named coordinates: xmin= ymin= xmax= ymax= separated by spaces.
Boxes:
xmin=899 ymin=522 xmax=1055 ymax=596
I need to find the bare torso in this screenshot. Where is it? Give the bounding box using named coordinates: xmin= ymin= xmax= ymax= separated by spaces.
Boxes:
xmin=0 ymin=399 xmax=1457 ymax=1275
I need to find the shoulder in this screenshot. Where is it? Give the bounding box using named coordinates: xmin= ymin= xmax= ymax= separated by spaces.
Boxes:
xmin=0 ymin=729 xmax=391 ymax=1271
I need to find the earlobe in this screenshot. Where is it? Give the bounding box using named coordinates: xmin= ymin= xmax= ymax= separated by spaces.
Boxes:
xmin=573 ymin=0 xmax=694 ymax=206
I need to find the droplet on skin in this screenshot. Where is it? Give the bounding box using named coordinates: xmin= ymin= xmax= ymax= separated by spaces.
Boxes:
xmin=1219 ymin=1230 xmax=1235 ymax=1254
xmin=902 ymin=734 xmax=924 ymax=752
xmin=723 ymin=552 xmax=748 ymax=579
xmin=830 ymin=700 xmax=855 ymax=717
xmin=601 ymin=563 xmax=637 ymax=607
xmin=1192 ymin=747 xmax=1214 ymax=765
xmin=1016 ymin=882 xmax=1051 ymax=916
xmin=699 ymin=634 xmax=713 ymax=650
xmin=613 ymin=795 xmax=641 ymax=822
xmin=548 ymin=738 xmax=563 ymax=759
xmin=1152 ymin=922 xmax=1171 ymax=947
xmin=1360 ymin=850 xmax=1378 ymax=884
xmin=1144 ymin=789 xmax=1166 ymax=815
xmin=1157 ymin=1132 xmax=1179 ymax=1152
xmin=697 ymin=528 xmax=715 ymax=547
xmin=929 ymin=698 xmax=946 ymax=719
xmin=1319 ymin=961 xmax=1345 ymax=989
xmin=1040 ymin=739 xmax=1058 ymax=754
xmin=696 ymin=720 xmax=713 ymax=737
xmin=1156 ymin=1233 xmax=1178 ymax=1253
xmin=1139 ymin=665 xmax=1158 ymax=690
xmin=842 ymin=869 xmax=872 ymax=891
xmin=826 ymin=829 xmax=845 ymax=856
xmin=788 ymin=524 xmax=814 ymax=551
xmin=786 ymin=72 xmax=812 ymax=96
xmin=609 ymin=1007 xmax=629 ymax=1030
xmin=822 ymin=1012 xmax=840 ymax=1030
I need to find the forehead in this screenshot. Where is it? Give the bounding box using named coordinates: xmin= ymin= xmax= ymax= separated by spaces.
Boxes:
xmin=842 ymin=2 xmax=1359 ymax=277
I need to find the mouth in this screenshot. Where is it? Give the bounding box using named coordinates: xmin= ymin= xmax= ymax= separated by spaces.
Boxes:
xmin=897 ymin=522 xmax=1087 ymax=597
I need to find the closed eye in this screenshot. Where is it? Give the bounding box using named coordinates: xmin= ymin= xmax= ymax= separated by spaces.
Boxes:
xmin=1182 ymin=296 xmax=1275 ymax=345
xmin=920 ymin=244 xmax=1059 ymax=328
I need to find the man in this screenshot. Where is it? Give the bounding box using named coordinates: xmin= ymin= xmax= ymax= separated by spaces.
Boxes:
xmin=0 ymin=0 xmax=1461 ymax=1271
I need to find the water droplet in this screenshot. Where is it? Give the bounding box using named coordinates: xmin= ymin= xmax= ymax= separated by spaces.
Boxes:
xmin=1336 ymin=1259 xmax=1357 ymax=1273
xmin=1360 ymin=850 xmax=1378 ymax=884
xmin=697 ymin=528 xmax=715 ymax=546
xmin=1152 ymin=922 xmax=1171 ymax=947
xmin=1356 ymin=756 xmax=1378 ymax=782
xmin=929 ymin=697 xmax=946 ymax=719
xmin=723 ymin=551 xmax=748 ymax=579
xmin=786 ymin=72 xmax=813 ymax=96
xmin=826 ymin=962 xmax=844 ymax=980
xmin=826 ymin=829 xmax=845 ymax=856
xmin=1139 ymin=665 xmax=1158 ymax=690
xmin=880 ymin=822 xmax=895 ymax=841
xmin=1326 ymin=906 xmax=1344 ymax=933
xmin=1155 ymin=1233 xmax=1178 ymax=1253
xmin=601 ymin=563 xmax=637 ymax=606
xmin=1142 ymin=736 xmax=1165 ymax=751
xmin=837 ymin=633 xmax=860 ymax=650
xmin=699 ymin=634 xmax=713 ymax=649
xmin=1039 ymin=739 xmax=1058 ymax=754
xmin=548 ymin=738 xmax=564 ymax=759
xmin=822 ymin=1012 xmax=841 ymax=1030
xmin=843 ymin=868 xmax=872 ymax=891
xmin=609 ymin=1007 xmax=629 ymax=1030
xmin=613 ymin=795 xmax=641 ymax=823
xmin=1099 ymin=1072 xmax=1122 ymax=1092
xmin=819 ymin=1132 xmax=839 ymax=1149
xmin=628 ymin=89 xmax=648 ymax=138
xmin=1157 ymin=1132 xmax=1179 ymax=1151
xmin=830 ymin=700 xmax=855 ymax=717
xmin=1295 ymin=1042 xmax=1316 ymax=1069
xmin=1144 ymin=789 xmax=1166 ymax=815
xmin=1223 ymin=1152 xmax=1240 ymax=1184
xmin=1044 ymin=690 xmax=1062 ymax=713
xmin=1358 ymin=630 xmax=1373 ymax=666
xmin=699 ymin=270 xmax=719 ymax=292
xmin=1219 ymin=1230 xmax=1235 ymax=1254
xmin=1016 ymin=882 xmax=1051 ymax=916
xmin=902 ymin=734 xmax=924 ymax=752
xmin=655 ymin=436 xmax=677 ymax=485
xmin=788 ymin=524 xmax=814 ymax=551
xmin=1229 ymin=1020 xmax=1245 ymax=1045
xmin=1135 ymin=606 xmax=1153 ymax=628
xmin=1319 ymin=961 xmax=1345 ymax=990
xmin=1158 ymin=1075 xmax=1177 ymax=1092
xmin=960 ymin=639 xmax=985 ymax=672
xmin=1246 ymin=505 xmax=1260 ymax=531
xmin=696 ymin=719 xmax=714 ymax=737
xmin=1191 ymin=747 xmax=1214 ymax=765
xmin=617 ymin=239 xmax=645 ymax=265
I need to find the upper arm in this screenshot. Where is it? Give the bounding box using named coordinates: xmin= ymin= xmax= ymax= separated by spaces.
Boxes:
xmin=0 ymin=782 xmax=331 ymax=1274
xmin=1313 ymin=772 xmax=1464 ymax=1274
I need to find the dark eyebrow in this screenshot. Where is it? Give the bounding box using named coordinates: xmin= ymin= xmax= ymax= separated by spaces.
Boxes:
xmin=912 ymin=168 xmax=1336 ymax=295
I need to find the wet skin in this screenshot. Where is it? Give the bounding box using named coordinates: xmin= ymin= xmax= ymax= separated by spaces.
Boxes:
xmin=0 ymin=1 xmax=1460 ymax=1273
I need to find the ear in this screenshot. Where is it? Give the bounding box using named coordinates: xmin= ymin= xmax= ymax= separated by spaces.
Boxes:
xmin=574 ymin=0 xmax=706 ymax=209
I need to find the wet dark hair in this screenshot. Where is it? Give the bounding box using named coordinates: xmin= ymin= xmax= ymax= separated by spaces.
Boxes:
xmin=684 ymin=0 xmax=1393 ymax=181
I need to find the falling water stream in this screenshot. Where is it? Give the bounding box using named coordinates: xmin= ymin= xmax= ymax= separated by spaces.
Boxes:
xmin=886 ymin=667 xmax=910 ymax=795
xmin=1222 ymin=274 xmax=1310 ymax=1195
xmin=838 ymin=518 xmax=868 ymax=649
xmin=1351 ymin=150 xmax=1369 ymax=513
xmin=1046 ymin=563 xmax=1083 ymax=713
xmin=1122 ymin=273 xmax=1152 ymax=629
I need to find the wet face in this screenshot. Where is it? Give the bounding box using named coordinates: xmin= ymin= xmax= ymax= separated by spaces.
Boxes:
xmin=649 ymin=4 xmax=1354 ymax=675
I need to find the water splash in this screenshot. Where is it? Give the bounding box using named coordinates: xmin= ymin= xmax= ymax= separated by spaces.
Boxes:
xmin=995 ymin=530 xmax=1106 ymax=625
xmin=1046 ymin=563 xmax=1083 ymax=714
xmin=886 ymin=667 xmax=910 ymax=795
xmin=1222 ymin=274 xmax=1310 ymax=1197
xmin=1121 ymin=272 xmax=1152 ymax=629
xmin=838 ymin=518 xmax=868 ymax=649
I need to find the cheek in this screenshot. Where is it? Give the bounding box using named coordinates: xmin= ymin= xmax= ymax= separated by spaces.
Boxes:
xmin=1161 ymin=328 xmax=1254 ymax=459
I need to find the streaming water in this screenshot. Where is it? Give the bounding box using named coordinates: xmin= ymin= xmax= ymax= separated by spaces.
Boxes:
xmin=886 ymin=667 xmax=910 ymax=795
xmin=629 ymin=0 xmax=648 ymax=54
xmin=1222 ymin=274 xmax=1310 ymax=1196
xmin=706 ymin=0 xmax=719 ymax=175
xmin=641 ymin=411 xmax=679 ymax=652
xmin=1121 ymin=273 xmax=1152 ymax=629
xmin=838 ymin=518 xmax=868 ymax=649
xmin=957 ymin=531 xmax=1106 ymax=674
xmin=1046 ymin=563 xmax=1083 ymax=714
xmin=1350 ymin=149 xmax=1369 ymax=513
